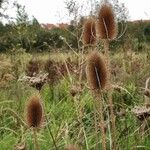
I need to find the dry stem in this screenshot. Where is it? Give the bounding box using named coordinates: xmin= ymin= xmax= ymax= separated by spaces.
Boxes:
xmin=103 ymin=39 xmax=116 ymax=150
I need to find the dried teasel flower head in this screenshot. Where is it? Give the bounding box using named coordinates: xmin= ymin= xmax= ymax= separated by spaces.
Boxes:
xmin=86 ymin=51 xmax=108 ymax=90
xmin=97 ymin=3 xmax=117 ymax=40
xmin=82 ymin=17 xmax=96 ymax=45
xmin=26 ymin=95 xmax=43 ymax=128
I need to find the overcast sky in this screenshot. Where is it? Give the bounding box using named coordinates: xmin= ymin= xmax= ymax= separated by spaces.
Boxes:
xmin=4 ymin=0 xmax=150 ymax=24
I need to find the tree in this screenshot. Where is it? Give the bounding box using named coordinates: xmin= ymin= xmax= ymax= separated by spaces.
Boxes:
xmin=144 ymin=25 xmax=150 ymax=42
xmin=13 ymin=2 xmax=29 ymax=24
xmin=112 ymin=0 xmax=129 ymax=21
xmin=0 ymin=0 xmax=9 ymax=19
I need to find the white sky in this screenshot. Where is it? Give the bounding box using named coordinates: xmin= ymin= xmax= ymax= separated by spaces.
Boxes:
xmin=3 ymin=0 xmax=150 ymax=24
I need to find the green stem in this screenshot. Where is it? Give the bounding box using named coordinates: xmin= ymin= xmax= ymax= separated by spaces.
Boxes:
xmin=33 ymin=128 xmax=40 ymax=150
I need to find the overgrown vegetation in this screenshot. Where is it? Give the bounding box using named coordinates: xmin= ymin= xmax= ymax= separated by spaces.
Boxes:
xmin=0 ymin=0 xmax=150 ymax=150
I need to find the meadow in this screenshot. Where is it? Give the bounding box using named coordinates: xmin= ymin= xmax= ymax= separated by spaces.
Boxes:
xmin=0 ymin=48 xmax=150 ymax=150
xmin=0 ymin=2 xmax=150 ymax=150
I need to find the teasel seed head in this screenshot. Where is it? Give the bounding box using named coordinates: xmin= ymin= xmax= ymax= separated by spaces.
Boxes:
xmin=82 ymin=17 xmax=96 ymax=45
xmin=86 ymin=51 xmax=107 ymax=90
xmin=97 ymin=3 xmax=117 ymax=40
xmin=26 ymin=95 xmax=43 ymax=128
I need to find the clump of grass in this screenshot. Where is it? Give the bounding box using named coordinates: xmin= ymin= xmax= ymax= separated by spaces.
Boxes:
xmin=25 ymin=94 xmax=43 ymax=150
xmin=82 ymin=18 xmax=96 ymax=46
xmin=97 ymin=3 xmax=117 ymax=40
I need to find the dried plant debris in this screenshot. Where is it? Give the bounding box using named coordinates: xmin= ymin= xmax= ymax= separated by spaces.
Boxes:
xmin=144 ymin=77 xmax=150 ymax=98
xmin=144 ymin=90 xmax=150 ymax=98
xmin=132 ymin=106 xmax=150 ymax=121
xmin=18 ymin=72 xmax=48 ymax=91
xmin=14 ymin=142 xmax=26 ymax=150
xmin=70 ymin=83 xmax=83 ymax=97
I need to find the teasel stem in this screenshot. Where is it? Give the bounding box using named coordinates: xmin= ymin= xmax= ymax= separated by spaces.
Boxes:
xmin=93 ymin=90 xmax=106 ymax=150
xmin=33 ymin=127 xmax=40 ymax=150
xmin=94 ymin=63 xmax=107 ymax=150
xmin=93 ymin=100 xmax=99 ymax=150
xmin=98 ymin=96 xmax=106 ymax=150
xmin=103 ymin=39 xmax=116 ymax=150
xmin=86 ymin=51 xmax=107 ymax=149
xmin=91 ymin=65 xmax=107 ymax=150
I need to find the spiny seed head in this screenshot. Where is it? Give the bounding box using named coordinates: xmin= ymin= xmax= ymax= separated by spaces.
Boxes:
xmin=86 ymin=51 xmax=107 ymax=90
xmin=26 ymin=95 xmax=43 ymax=128
xmin=82 ymin=18 xmax=96 ymax=45
xmin=97 ymin=3 xmax=117 ymax=40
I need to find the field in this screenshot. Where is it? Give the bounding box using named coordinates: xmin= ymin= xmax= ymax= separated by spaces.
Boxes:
xmin=0 ymin=48 xmax=150 ymax=150
xmin=0 ymin=1 xmax=150 ymax=149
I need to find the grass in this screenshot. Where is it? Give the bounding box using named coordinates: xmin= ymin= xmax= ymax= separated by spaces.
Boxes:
xmin=0 ymin=50 xmax=150 ymax=149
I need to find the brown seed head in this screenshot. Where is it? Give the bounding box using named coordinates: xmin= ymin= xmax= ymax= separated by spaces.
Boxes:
xmin=97 ymin=3 xmax=117 ymax=40
xmin=82 ymin=18 xmax=96 ymax=45
xmin=26 ymin=95 xmax=43 ymax=128
xmin=86 ymin=51 xmax=107 ymax=90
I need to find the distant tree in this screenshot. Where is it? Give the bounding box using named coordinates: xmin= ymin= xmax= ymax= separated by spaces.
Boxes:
xmin=13 ymin=2 xmax=29 ymax=24
xmin=0 ymin=0 xmax=9 ymax=19
xmin=112 ymin=0 xmax=129 ymax=21
xmin=65 ymin=0 xmax=79 ymax=26
xmin=144 ymin=25 xmax=150 ymax=42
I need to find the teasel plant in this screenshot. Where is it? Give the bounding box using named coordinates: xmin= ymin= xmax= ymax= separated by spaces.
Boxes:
xmin=25 ymin=94 xmax=58 ymax=150
xmin=96 ymin=2 xmax=118 ymax=149
xmin=86 ymin=50 xmax=108 ymax=150
xmin=25 ymin=95 xmax=43 ymax=150
xmin=82 ymin=17 xmax=97 ymax=49
xmin=78 ymin=16 xmax=97 ymax=87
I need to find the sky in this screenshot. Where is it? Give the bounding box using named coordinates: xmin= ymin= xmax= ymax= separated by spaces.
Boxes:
xmin=2 ymin=0 xmax=150 ymax=24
